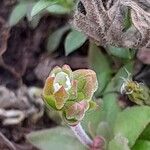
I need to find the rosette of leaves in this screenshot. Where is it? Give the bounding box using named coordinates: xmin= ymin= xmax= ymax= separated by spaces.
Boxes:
xmin=42 ymin=65 xmax=98 ymax=125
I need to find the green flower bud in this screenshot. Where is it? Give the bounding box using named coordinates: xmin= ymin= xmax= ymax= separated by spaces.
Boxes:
xmin=121 ymin=79 xmax=150 ymax=105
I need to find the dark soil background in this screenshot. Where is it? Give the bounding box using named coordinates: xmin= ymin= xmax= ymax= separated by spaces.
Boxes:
xmin=0 ymin=0 xmax=88 ymax=149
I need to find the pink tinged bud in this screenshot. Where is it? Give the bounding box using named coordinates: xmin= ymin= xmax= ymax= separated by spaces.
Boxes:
xmin=42 ymin=64 xmax=98 ymax=124
xmin=73 ymin=69 xmax=98 ymax=100
xmin=63 ymin=100 xmax=89 ymax=126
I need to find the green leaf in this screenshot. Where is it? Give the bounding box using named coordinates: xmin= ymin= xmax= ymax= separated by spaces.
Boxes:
xmin=96 ymin=121 xmax=112 ymax=143
xmin=139 ymin=123 xmax=150 ymax=141
xmin=25 ymin=2 xmax=41 ymax=28
xmin=101 ymin=62 xmax=133 ymax=129
xmin=100 ymin=94 xmax=121 ymax=147
xmin=89 ymin=43 xmax=112 ymax=96
xmin=47 ymin=25 xmax=70 ymax=53
xmin=82 ymin=95 xmax=120 ymax=138
xmin=29 ymin=14 xmax=42 ymax=28
xmin=81 ymin=103 xmax=103 ymax=135
xmin=104 ymin=61 xmax=134 ymax=94
xmin=65 ymin=29 xmax=87 ymax=55
xmin=26 ymin=2 xmax=36 ymax=21
xmin=27 ymin=127 xmax=86 ymax=150
xmin=31 ymin=0 xmax=56 ymax=18
xmin=132 ymin=140 xmax=150 ymax=150
xmin=47 ymin=4 xmax=70 ymax=14
xmin=102 ymin=93 xmax=121 ymax=132
xmin=108 ymin=134 xmax=130 ymax=150
xmin=46 ymin=108 xmax=63 ymax=125
xmin=9 ymin=2 xmax=28 ymax=26
xmin=114 ymin=106 xmax=150 ymax=147
xmin=98 ymin=62 xmax=133 ymax=141
xmin=107 ymin=46 xmax=134 ymax=59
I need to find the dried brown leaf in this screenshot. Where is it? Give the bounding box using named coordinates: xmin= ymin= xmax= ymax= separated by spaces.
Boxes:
xmin=73 ymin=0 xmax=150 ymax=48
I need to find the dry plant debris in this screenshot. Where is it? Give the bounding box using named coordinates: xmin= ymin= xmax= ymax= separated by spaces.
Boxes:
xmin=73 ymin=0 xmax=150 ymax=48
xmin=0 ymin=86 xmax=44 ymax=125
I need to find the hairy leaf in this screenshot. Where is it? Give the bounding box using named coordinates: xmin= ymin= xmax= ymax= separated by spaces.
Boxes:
xmin=107 ymin=46 xmax=135 ymax=59
xmin=47 ymin=4 xmax=70 ymax=14
xmin=108 ymin=134 xmax=130 ymax=150
xmin=31 ymin=0 xmax=56 ymax=18
xmin=27 ymin=127 xmax=86 ymax=150
xmin=9 ymin=2 xmax=28 ymax=26
xmin=47 ymin=25 xmax=70 ymax=53
xmin=132 ymin=140 xmax=150 ymax=150
xmin=114 ymin=106 xmax=150 ymax=147
xmin=89 ymin=43 xmax=112 ymax=96
xmin=65 ymin=29 xmax=87 ymax=55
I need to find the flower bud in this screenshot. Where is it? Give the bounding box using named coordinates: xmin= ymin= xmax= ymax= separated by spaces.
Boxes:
xmin=42 ymin=65 xmax=98 ymax=125
xmin=121 ymin=80 xmax=150 ymax=105
xmin=73 ymin=69 xmax=98 ymax=101
xmin=62 ymin=100 xmax=89 ymax=126
xmin=42 ymin=65 xmax=76 ymax=110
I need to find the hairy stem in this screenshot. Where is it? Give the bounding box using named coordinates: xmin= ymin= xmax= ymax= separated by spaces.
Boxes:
xmin=70 ymin=123 xmax=93 ymax=148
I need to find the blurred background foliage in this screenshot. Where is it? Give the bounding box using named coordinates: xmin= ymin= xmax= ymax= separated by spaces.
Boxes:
xmin=9 ymin=0 xmax=87 ymax=55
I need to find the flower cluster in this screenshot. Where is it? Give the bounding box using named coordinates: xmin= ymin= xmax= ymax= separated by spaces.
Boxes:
xmin=121 ymin=79 xmax=150 ymax=106
xmin=42 ymin=65 xmax=98 ymax=125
